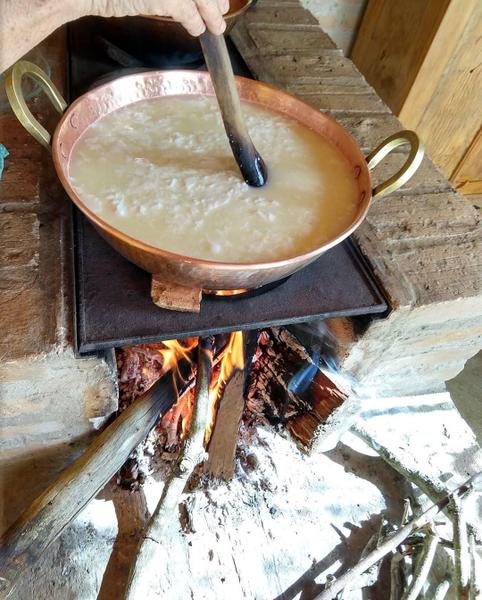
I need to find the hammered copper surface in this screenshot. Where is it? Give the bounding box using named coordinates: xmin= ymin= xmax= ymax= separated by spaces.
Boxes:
xmin=51 ymin=70 xmax=373 ymax=290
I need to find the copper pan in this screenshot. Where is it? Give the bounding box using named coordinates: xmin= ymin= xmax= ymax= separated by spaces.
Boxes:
xmin=5 ymin=61 xmax=424 ymax=291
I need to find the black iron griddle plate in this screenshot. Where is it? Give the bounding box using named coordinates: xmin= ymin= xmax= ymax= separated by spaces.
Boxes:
xmin=73 ymin=210 xmax=388 ymax=353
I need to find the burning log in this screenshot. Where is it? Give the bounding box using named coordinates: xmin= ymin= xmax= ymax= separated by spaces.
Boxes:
xmin=0 ymin=375 xmax=178 ymax=599
xmin=124 ymin=337 xmax=214 ymax=600
xmin=204 ymin=330 xmax=246 ymax=479
xmin=246 ymin=327 xmax=349 ymax=450
xmin=205 ymin=369 xmax=245 ymax=480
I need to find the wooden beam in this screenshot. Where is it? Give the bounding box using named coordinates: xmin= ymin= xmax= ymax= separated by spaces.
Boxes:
xmin=0 ymin=375 xmax=177 ymax=599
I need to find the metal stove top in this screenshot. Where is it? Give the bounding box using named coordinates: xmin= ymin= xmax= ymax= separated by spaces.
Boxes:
xmin=68 ymin=18 xmax=388 ymax=354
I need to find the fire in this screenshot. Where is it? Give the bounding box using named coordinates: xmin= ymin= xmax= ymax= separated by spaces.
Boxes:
xmin=158 ymin=338 xmax=197 ymax=377
xmin=205 ymin=331 xmax=245 ymax=444
xmin=158 ymin=331 xmax=245 ymax=448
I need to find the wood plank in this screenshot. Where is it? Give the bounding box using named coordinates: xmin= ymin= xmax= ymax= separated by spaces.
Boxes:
xmin=399 ymin=0 xmax=478 ymax=129
xmin=352 ymin=0 xmax=482 ymax=180
xmin=204 ymin=370 xmax=245 ymax=480
xmin=401 ymin=0 xmax=482 ymax=177
xmin=351 ymin=0 xmax=450 ymax=115
xmin=451 ymin=127 xmax=482 ymax=195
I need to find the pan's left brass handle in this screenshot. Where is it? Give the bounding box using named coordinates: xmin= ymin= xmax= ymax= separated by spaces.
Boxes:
xmin=5 ymin=60 xmax=67 ymax=150
xmin=366 ymin=130 xmax=424 ymax=198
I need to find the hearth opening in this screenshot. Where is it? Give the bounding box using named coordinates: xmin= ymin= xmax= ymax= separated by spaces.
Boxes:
xmin=115 ymin=326 xmax=349 ymax=489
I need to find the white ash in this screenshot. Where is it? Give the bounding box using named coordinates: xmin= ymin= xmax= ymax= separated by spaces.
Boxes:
xmin=9 ymin=391 xmax=482 ymax=600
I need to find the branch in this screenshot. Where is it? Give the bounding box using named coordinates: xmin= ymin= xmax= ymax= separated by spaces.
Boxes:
xmin=433 ymin=578 xmax=451 ymax=600
xmin=314 ymin=474 xmax=481 ymax=600
xmin=389 ymin=552 xmax=405 ymax=600
xmin=468 ymin=533 xmax=481 ymax=600
xmin=123 ymin=337 xmax=213 ymax=600
xmin=0 ymin=375 xmax=177 ymax=599
xmin=400 ymin=526 xmax=439 ymax=600
xmin=450 ymin=495 xmax=471 ymax=599
xmin=352 ymin=425 xmax=481 ymax=542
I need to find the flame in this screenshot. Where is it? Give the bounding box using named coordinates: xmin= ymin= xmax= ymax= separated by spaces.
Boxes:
xmin=157 ymin=332 xmax=245 ymax=448
xmin=205 ymin=331 xmax=245 ymax=444
xmin=158 ymin=338 xmax=197 ymax=377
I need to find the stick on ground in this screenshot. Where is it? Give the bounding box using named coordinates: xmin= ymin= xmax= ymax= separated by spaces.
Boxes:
xmin=400 ymin=526 xmax=439 ymax=600
xmin=0 ymin=375 xmax=177 ymax=599
xmin=314 ymin=474 xmax=481 ymax=600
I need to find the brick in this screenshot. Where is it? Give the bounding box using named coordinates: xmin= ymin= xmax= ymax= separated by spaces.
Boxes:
xmin=0 ymin=213 xmax=39 ymax=269
xmin=255 ymin=51 xmax=359 ymax=84
xmin=246 ymin=26 xmax=336 ymax=52
xmin=369 ymin=154 xmax=453 ymax=196
xmin=0 ymin=210 xmax=69 ymax=361
xmin=336 ymin=114 xmax=404 ymax=152
xmin=244 ymin=4 xmax=319 ymax=26
xmin=0 ymin=158 xmax=40 ymax=208
xmin=0 ymin=349 xmax=118 ymax=453
xmin=296 ymin=92 xmax=390 ymax=115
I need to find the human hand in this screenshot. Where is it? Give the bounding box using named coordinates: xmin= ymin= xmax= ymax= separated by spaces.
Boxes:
xmin=88 ymin=0 xmax=229 ymax=35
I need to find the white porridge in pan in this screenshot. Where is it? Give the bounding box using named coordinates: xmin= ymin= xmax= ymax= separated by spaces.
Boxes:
xmin=69 ymin=96 xmax=359 ymax=263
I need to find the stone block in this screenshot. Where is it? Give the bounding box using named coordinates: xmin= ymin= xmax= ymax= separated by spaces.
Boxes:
xmin=0 ymin=349 xmax=118 ymax=454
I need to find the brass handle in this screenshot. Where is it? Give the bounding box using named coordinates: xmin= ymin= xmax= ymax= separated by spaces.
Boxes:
xmin=5 ymin=60 xmax=67 ymax=150
xmin=366 ymin=130 xmax=424 ymax=198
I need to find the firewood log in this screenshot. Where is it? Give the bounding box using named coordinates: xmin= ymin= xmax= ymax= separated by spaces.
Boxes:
xmin=0 ymin=375 xmax=177 ymax=599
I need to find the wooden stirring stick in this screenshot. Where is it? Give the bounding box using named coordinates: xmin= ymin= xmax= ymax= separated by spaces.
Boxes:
xmin=200 ymin=31 xmax=268 ymax=187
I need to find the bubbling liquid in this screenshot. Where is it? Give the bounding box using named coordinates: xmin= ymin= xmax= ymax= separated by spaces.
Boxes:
xmin=69 ymin=96 xmax=359 ymax=263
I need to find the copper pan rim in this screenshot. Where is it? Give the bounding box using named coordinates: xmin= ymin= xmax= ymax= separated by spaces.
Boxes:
xmin=51 ymin=70 xmax=372 ymax=272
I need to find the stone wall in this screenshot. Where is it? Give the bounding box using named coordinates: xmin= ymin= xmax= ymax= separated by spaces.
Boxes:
xmin=0 ymin=31 xmax=118 ymax=475
xmin=232 ymin=0 xmax=482 ymax=397
xmin=301 ymin=0 xmax=366 ymax=54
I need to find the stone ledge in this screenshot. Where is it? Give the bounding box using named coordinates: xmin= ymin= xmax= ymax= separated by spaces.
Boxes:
xmin=233 ymin=1 xmax=482 ymax=395
xmin=0 ymin=348 xmax=118 ymax=454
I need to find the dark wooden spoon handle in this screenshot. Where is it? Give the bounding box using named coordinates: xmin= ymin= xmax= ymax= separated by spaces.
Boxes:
xmin=200 ymin=31 xmax=268 ymax=187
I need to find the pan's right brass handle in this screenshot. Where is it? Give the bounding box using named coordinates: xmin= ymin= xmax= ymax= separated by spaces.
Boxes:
xmin=366 ymin=130 xmax=424 ymax=198
xmin=5 ymin=60 xmax=67 ymax=150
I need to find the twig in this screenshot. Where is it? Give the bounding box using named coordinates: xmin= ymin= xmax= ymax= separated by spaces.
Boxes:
xmin=389 ymin=552 xmax=404 ymax=600
xmin=123 ymin=337 xmax=213 ymax=600
xmin=469 ymin=533 xmax=481 ymax=599
xmin=344 ymin=519 xmax=387 ymax=594
xmin=433 ymin=578 xmax=451 ymax=600
xmin=400 ymin=525 xmax=439 ymax=600
xmin=401 ymin=499 xmax=412 ymax=526
xmin=450 ymin=495 xmax=471 ymax=599
xmin=314 ymin=474 xmax=480 ymax=600
xmin=352 ymin=425 xmax=481 ymax=542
